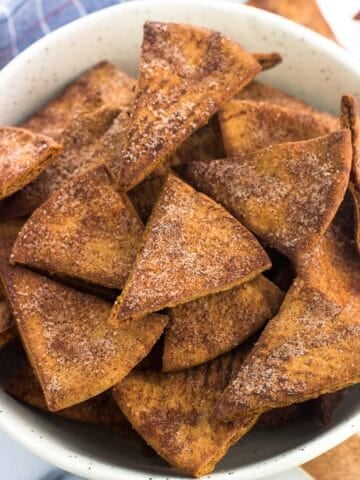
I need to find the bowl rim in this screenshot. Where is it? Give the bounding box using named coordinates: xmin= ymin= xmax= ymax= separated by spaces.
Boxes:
xmin=0 ymin=1 xmax=359 ymax=479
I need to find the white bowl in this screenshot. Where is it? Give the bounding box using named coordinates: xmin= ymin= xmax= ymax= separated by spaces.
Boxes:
xmin=0 ymin=1 xmax=359 ymax=479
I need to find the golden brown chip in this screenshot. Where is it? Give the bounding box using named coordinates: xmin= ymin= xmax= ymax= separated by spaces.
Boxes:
xmin=0 ymin=127 xmax=61 ymax=201
xmin=113 ymin=350 xmax=258 ymax=477
xmin=7 ymin=360 xmax=129 ymax=432
xmin=113 ymin=21 xmax=261 ymax=190
xmin=11 ymin=165 xmax=143 ymax=289
xmin=340 ymin=95 xmax=360 ymax=187
xmin=163 ymin=276 xmax=284 ymax=371
xmin=22 ymin=61 xmax=135 ymax=139
xmin=186 ymin=130 xmax=352 ymax=262
xmin=219 ymin=100 xmax=331 ymax=156
xmin=0 ymin=218 xmax=26 ymax=348
xmin=214 ymin=278 xmax=360 ymax=421
xmin=110 ymin=174 xmax=270 ymax=324
xmin=0 ymin=263 xmax=168 ymax=411
xmin=297 ymin=226 xmax=360 ymax=305
xmin=247 ymin=0 xmax=336 ymax=40
xmin=237 ymin=81 xmax=339 ymax=131
xmin=0 ymin=106 xmax=120 ymax=219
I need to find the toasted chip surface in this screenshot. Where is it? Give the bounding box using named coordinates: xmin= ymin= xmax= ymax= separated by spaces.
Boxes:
xmin=11 ymin=166 xmax=144 ymax=289
xmin=0 ymin=264 xmax=168 ymax=410
xmin=237 ymin=81 xmax=339 ymax=131
xmin=1 ymin=106 xmax=120 ymax=219
xmin=7 ymin=360 xmax=129 ymax=431
xmin=247 ymin=0 xmax=336 ymax=40
xmin=115 ymin=21 xmax=261 ymax=190
xmin=187 ymin=130 xmax=352 ymax=261
xmin=219 ymin=100 xmax=331 ymax=156
xmin=113 ymin=350 xmax=258 ymax=477
xmin=340 ymin=95 xmax=360 ymax=188
xmin=110 ymin=174 xmax=270 ymax=324
xmin=0 ymin=127 xmax=61 ymax=201
xmin=163 ymin=276 xmax=283 ymax=371
xmin=22 ymin=61 xmax=135 ymax=139
xmin=215 ymin=279 xmax=360 ymax=421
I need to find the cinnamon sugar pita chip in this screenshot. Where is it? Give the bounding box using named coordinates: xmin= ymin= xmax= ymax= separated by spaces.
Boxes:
xmin=113 ymin=349 xmax=258 ymax=477
xmin=0 ymin=263 xmax=168 ymax=410
xmin=0 ymin=105 xmax=120 ymax=219
xmin=0 ymin=218 xmax=26 ymax=348
xmin=340 ymin=95 xmax=360 ymax=187
xmin=0 ymin=127 xmax=61 ymax=201
xmin=247 ymin=0 xmax=336 ymax=40
xmin=163 ymin=275 xmax=283 ymax=371
xmin=11 ymin=166 xmax=144 ymax=289
xmin=7 ymin=360 xmax=129 ymax=432
xmin=219 ymin=100 xmax=331 ymax=156
xmin=114 ymin=21 xmax=262 ymax=190
xmin=22 ymin=61 xmax=135 ymax=139
xmin=237 ymin=81 xmax=339 ymax=131
xmin=110 ymin=174 xmax=270 ymax=324
xmin=186 ymin=130 xmax=352 ymax=262
xmin=214 ymin=278 xmax=360 ymax=421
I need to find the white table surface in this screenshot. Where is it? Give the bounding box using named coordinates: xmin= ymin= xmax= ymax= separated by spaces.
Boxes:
xmin=1 ymin=1 xmax=360 ymax=479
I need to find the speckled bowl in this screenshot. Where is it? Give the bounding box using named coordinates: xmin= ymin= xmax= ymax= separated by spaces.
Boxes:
xmin=0 ymin=1 xmax=359 ymax=479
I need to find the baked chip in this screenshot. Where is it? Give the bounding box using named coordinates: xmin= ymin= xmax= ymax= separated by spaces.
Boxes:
xmin=247 ymin=0 xmax=336 ymax=40
xmin=1 ymin=105 xmax=120 ymax=219
xmin=0 ymin=263 xmax=168 ymax=410
xmin=22 ymin=61 xmax=135 ymax=139
xmin=113 ymin=350 xmax=258 ymax=477
xmin=219 ymin=100 xmax=331 ymax=156
xmin=214 ymin=279 xmax=360 ymax=421
xmin=0 ymin=127 xmax=61 ymax=201
xmin=237 ymin=81 xmax=339 ymax=131
xmin=163 ymin=276 xmax=284 ymax=371
xmin=7 ymin=360 xmax=129 ymax=432
xmin=340 ymin=95 xmax=360 ymax=187
xmin=110 ymin=174 xmax=270 ymax=324
xmin=11 ymin=165 xmax=143 ymax=289
xmin=252 ymin=52 xmax=282 ymax=71
xmin=114 ymin=21 xmax=262 ymax=190
xmin=186 ymin=130 xmax=352 ymax=262
xmin=0 ymin=218 xmax=26 ymax=348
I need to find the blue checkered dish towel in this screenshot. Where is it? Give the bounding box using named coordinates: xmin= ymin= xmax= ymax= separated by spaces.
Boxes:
xmin=0 ymin=0 xmax=127 ymax=69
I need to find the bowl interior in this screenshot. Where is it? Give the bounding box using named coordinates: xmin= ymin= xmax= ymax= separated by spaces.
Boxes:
xmin=0 ymin=1 xmax=359 ymax=479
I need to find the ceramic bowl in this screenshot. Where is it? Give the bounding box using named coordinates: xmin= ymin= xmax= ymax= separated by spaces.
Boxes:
xmin=0 ymin=1 xmax=359 ymax=479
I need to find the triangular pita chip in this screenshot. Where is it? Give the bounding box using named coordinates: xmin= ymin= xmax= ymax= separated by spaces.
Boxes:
xmin=0 ymin=127 xmax=61 ymax=201
xmin=237 ymin=81 xmax=339 ymax=131
xmin=340 ymin=95 xmax=360 ymax=187
xmin=110 ymin=174 xmax=270 ymax=324
xmin=186 ymin=130 xmax=352 ymax=262
xmin=11 ymin=166 xmax=144 ymax=289
xmin=214 ymin=278 xmax=360 ymax=421
xmin=114 ymin=21 xmax=261 ymax=190
xmin=113 ymin=349 xmax=258 ymax=477
xmin=7 ymin=360 xmax=129 ymax=432
xmin=163 ymin=275 xmax=283 ymax=371
xmin=1 ymin=104 xmax=120 ymax=219
xmin=0 ymin=219 xmax=26 ymax=348
xmin=22 ymin=61 xmax=135 ymax=139
xmin=0 ymin=263 xmax=168 ymax=410
xmin=219 ymin=99 xmax=331 ymax=156
xmin=247 ymin=0 xmax=336 ymax=40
